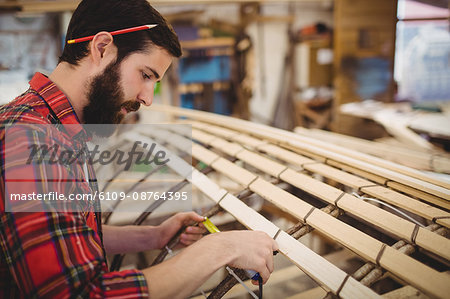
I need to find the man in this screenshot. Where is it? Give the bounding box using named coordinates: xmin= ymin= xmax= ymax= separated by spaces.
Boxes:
xmin=0 ymin=0 xmax=278 ymax=298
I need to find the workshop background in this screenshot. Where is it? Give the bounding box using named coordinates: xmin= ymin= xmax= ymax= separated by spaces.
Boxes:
xmin=0 ymin=0 xmax=449 ymax=298
xmin=1 ymin=0 xmax=449 ymax=149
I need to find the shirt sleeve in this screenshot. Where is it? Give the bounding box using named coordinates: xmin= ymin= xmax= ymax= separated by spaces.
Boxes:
xmin=1 ymin=124 xmax=149 ymax=297
xmin=0 ymin=211 xmax=148 ymax=298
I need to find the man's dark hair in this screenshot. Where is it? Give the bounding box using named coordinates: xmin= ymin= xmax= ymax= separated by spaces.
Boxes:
xmin=59 ymin=0 xmax=182 ymax=65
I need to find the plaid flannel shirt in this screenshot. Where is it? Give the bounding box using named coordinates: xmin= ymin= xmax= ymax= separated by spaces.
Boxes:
xmin=0 ymin=73 xmax=148 ymax=298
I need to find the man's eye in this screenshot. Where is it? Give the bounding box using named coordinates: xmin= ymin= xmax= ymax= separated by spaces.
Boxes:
xmin=142 ymin=72 xmax=151 ymax=80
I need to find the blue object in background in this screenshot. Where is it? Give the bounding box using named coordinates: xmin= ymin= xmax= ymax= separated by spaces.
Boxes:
xmin=178 ymin=56 xmax=231 ymax=84
xmin=354 ymin=57 xmax=391 ymax=99
xmin=180 ymin=93 xmax=195 ymax=110
xmin=180 ymin=90 xmax=232 ymax=115
xmin=213 ymin=91 xmax=232 ymax=115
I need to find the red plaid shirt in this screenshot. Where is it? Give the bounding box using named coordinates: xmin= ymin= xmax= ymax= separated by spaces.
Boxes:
xmin=0 ymin=73 xmax=148 ymax=298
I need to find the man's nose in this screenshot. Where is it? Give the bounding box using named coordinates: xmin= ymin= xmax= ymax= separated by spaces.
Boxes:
xmin=137 ymin=83 xmax=155 ymax=106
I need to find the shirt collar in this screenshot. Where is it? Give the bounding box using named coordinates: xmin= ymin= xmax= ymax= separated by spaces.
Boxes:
xmin=29 ymin=72 xmax=89 ymax=140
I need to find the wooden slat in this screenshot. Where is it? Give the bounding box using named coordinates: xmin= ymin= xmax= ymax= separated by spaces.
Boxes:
xmin=387 ymin=181 xmax=450 ymax=211
xmin=382 ymin=285 xmax=428 ymax=298
xmin=149 ymin=105 xmax=450 ymax=199
xmin=131 ymin=132 xmax=379 ymax=298
xmin=181 ymin=37 xmax=234 ymax=49
xmin=148 ymin=128 xmax=449 ymax=298
xmin=362 ymin=186 xmax=450 ymax=228
xmin=0 ymin=0 xmax=317 ymax=13
xmin=285 ymin=164 xmax=450 ymax=228
xmin=324 ymin=159 xmax=389 ymax=186
xmin=295 ymin=126 xmax=450 ymax=173
xmin=188 ymin=121 xmax=450 ymax=211
xmin=191 ymin=124 xmax=450 ymax=229
xmin=275 ymin=230 xmax=378 ymax=299
xmin=327 ymin=159 xmax=450 ymax=211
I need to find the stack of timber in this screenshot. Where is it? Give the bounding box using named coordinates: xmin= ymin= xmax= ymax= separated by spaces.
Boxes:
xmin=293 ymin=126 xmax=450 ymax=174
xmin=131 ymin=105 xmax=450 ymax=298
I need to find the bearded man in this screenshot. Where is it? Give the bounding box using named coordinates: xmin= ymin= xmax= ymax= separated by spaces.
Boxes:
xmin=0 ymin=0 xmax=277 ymax=298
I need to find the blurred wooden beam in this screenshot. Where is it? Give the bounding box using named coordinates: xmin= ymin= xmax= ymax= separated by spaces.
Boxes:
xmin=0 ymin=0 xmax=80 ymax=13
xmin=0 ymin=0 xmax=333 ymax=13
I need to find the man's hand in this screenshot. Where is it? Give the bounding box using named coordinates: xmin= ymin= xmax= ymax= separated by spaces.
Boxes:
xmin=143 ymin=229 xmax=278 ymax=298
xmin=156 ymin=212 xmax=206 ymax=249
xmin=211 ymin=231 xmax=278 ymax=284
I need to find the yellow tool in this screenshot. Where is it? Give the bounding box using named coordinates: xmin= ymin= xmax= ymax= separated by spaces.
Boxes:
xmin=202 ymin=217 xmax=220 ymax=233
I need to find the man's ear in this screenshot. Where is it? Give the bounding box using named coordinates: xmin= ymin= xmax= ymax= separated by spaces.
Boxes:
xmin=89 ymin=32 xmax=117 ymax=66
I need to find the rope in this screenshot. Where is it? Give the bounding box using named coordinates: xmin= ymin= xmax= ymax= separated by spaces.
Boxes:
xmin=353 ymin=223 xmax=441 ymax=285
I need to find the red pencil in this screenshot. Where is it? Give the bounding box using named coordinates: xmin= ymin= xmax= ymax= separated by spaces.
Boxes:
xmin=67 ymin=24 xmax=158 ymax=44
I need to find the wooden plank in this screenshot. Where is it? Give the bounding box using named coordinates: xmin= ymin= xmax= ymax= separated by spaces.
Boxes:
xmin=149 ymin=105 xmax=450 ymax=198
xmin=211 ymin=157 xmax=258 ymax=187
xmin=1 ymin=0 xmax=315 ymax=13
xmin=140 ymin=121 xmax=450 ymax=298
xmin=220 ymin=193 xmax=280 ymax=238
xmin=192 ymin=124 xmax=450 ymax=229
xmin=136 ymin=138 xmax=379 ymax=298
xmin=276 ymin=231 xmax=379 ymax=299
xmin=297 ymin=164 xmax=450 ymax=228
xmin=237 ymin=150 xmax=286 ymax=177
xmin=0 ymin=0 xmax=81 ymax=13
xmin=379 ymin=247 xmax=448 ymax=299
xmin=304 ymin=163 xmax=375 ymax=189
xmin=295 ymin=127 xmax=450 ymax=173
xmin=191 ymin=142 xmax=220 ymax=165
xmin=363 ymin=186 xmax=450 ymax=228
xmin=190 ymin=128 xmax=450 ymax=260
xmin=189 ymin=144 xmax=450 ymax=298
xmin=382 ymin=286 xmax=428 ymax=299
xmin=326 ymin=159 xmax=402 ymax=188
xmin=249 ymin=178 xmax=313 ymax=221
xmin=281 ymin=144 xmax=329 ymax=164
xmin=319 ymin=158 xmax=450 ymax=211
xmin=181 ymin=37 xmax=234 ymax=49
xmin=283 ymin=139 xmax=449 ymax=199
xmin=258 ymin=143 xmax=315 ymax=166
xmin=387 ymin=181 xmax=450 ymax=212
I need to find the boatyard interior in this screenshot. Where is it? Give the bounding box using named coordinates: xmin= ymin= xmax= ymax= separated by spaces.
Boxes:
xmin=0 ymin=0 xmax=449 ymax=298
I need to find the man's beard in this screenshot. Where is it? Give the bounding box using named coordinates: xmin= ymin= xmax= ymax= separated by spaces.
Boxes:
xmin=83 ymin=60 xmax=140 ymax=137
